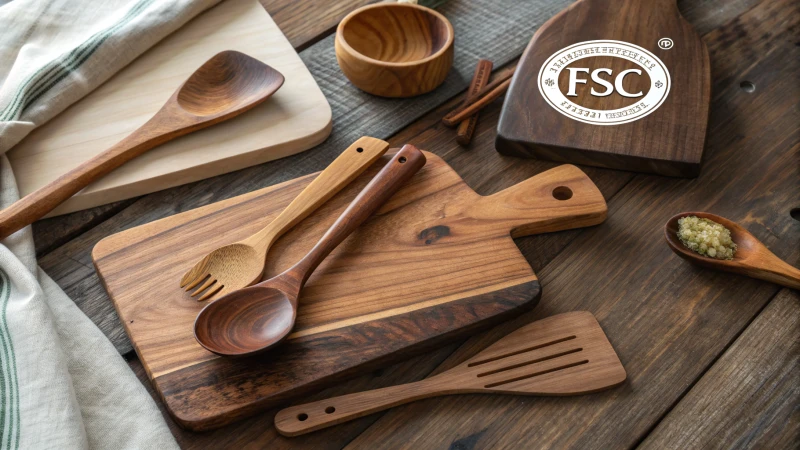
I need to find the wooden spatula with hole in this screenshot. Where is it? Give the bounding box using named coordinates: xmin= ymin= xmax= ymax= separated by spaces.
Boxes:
xmin=274 ymin=311 xmax=626 ymax=436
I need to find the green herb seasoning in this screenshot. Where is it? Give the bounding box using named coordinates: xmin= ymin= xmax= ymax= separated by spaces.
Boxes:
xmin=677 ymin=216 xmax=737 ymax=260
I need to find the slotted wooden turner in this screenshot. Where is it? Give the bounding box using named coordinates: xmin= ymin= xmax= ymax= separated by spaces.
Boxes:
xmin=275 ymin=311 xmax=626 ymax=436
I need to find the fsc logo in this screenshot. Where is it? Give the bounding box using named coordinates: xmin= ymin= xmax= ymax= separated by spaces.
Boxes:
xmin=537 ymin=40 xmax=671 ymax=125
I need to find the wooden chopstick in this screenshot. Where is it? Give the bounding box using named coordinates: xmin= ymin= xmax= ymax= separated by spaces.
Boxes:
xmin=442 ymin=66 xmax=516 ymax=127
xmin=456 ymin=59 xmax=493 ymax=146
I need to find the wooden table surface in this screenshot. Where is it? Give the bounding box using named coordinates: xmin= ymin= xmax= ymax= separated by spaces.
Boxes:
xmin=32 ymin=0 xmax=798 ymax=448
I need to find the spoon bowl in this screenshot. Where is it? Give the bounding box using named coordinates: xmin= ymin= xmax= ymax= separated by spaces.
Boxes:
xmin=176 ymin=50 xmax=284 ymax=117
xmin=665 ymin=212 xmax=800 ymax=289
xmin=194 ymin=286 xmax=296 ymax=356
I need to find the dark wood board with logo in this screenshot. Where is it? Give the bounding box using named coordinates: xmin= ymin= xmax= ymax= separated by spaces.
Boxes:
xmin=496 ymin=0 xmax=711 ymax=177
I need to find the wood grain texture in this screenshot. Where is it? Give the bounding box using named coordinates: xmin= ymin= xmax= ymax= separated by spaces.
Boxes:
xmin=181 ymin=136 xmax=389 ymax=302
xmin=93 ymin=154 xmax=606 ymax=429
xmin=260 ymin=0 xmax=374 ymax=51
xmin=0 ymin=51 xmax=284 ymax=240
xmin=194 ymin=146 xmax=426 ymax=356
xmin=335 ymin=3 xmax=454 ymax=97
xmin=7 ymin=0 xmax=331 ymax=217
xmin=345 ymin=1 xmax=800 ymax=447
xmin=31 ymin=1 xmax=791 ymax=448
xmin=117 ymin=68 xmax=634 ymax=448
xmin=39 ymin=0 xmax=587 ymax=354
xmin=127 ymin=343 xmax=460 ymax=450
xmin=275 ymin=312 xmax=626 ymax=436
xmin=666 ymin=212 xmax=800 ymax=289
xmin=496 ymin=0 xmax=711 ymax=177
xmin=640 ymin=289 xmax=800 ymax=450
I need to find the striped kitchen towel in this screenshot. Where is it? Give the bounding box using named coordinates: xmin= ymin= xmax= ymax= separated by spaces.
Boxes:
xmin=0 ymin=0 xmax=220 ymax=448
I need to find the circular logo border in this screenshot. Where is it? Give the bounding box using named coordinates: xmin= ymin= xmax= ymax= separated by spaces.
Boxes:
xmin=537 ymin=40 xmax=671 ymax=126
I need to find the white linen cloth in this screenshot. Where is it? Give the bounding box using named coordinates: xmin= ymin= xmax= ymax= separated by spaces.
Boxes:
xmin=0 ymin=0 xmax=221 ymax=448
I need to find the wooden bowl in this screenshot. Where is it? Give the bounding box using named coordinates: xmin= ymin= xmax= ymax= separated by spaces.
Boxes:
xmin=335 ymin=3 xmax=454 ymax=98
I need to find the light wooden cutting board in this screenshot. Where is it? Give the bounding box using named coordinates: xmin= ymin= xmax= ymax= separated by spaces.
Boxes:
xmin=6 ymin=0 xmax=332 ymax=216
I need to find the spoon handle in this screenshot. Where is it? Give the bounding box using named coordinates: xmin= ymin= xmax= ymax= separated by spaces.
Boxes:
xmin=243 ymin=137 xmax=389 ymax=251
xmin=749 ymin=248 xmax=800 ymax=290
xmin=0 ymin=123 xmax=176 ymax=239
xmin=288 ymin=145 xmax=426 ymax=286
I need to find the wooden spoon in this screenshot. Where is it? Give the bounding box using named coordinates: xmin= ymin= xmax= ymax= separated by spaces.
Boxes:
xmin=0 ymin=50 xmax=284 ymax=240
xmin=665 ymin=212 xmax=800 ymax=289
xmin=274 ymin=311 xmax=626 ymax=437
xmin=180 ymin=136 xmax=389 ymax=301
xmin=194 ymin=145 xmax=426 ymax=357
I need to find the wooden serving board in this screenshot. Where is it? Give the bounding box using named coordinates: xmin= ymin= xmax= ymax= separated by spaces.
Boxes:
xmin=93 ymin=151 xmax=607 ymax=430
xmin=6 ymin=0 xmax=331 ymax=216
xmin=496 ymin=0 xmax=710 ymax=177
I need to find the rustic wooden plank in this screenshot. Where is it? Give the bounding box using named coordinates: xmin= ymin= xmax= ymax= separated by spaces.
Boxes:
xmin=33 ymin=199 xmax=136 ymax=256
xmin=39 ymin=0 xmax=581 ymax=354
xmin=259 ymin=0 xmax=373 ymax=51
xmin=344 ymin=0 xmax=800 ymax=447
xmin=639 ymin=289 xmax=799 ymax=449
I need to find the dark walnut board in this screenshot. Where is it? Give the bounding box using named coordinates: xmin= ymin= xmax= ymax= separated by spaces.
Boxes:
xmin=92 ymin=151 xmax=607 ymax=430
xmin=496 ymin=0 xmax=711 ymax=177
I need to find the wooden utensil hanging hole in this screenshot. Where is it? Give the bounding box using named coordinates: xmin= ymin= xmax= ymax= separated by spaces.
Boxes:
xmin=297 ymin=413 xmax=308 ymax=421
xmin=552 ymin=186 xmax=573 ymax=201
xmin=399 ymin=157 xmax=407 ymax=163
xmin=740 ymin=81 xmax=755 ymax=93
xmin=791 ymin=208 xmax=800 ymax=221
xmin=356 ymin=147 xmax=364 ymax=153
xmin=325 ymin=407 xmax=335 ymax=414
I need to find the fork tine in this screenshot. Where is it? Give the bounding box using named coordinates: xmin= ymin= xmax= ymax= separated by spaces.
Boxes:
xmin=184 ymin=273 xmax=210 ymax=291
xmin=179 ymin=269 xmax=197 ymax=288
xmin=198 ymin=284 xmax=225 ymax=302
xmin=190 ymin=277 xmax=217 ymax=297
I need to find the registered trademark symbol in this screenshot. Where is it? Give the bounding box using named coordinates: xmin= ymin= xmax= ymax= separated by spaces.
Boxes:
xmin=658 ymin=38 xmax=674 ymax=50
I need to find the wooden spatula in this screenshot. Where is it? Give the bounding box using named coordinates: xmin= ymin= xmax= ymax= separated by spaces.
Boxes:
xmin=274 ymin=311 xmax=626 ymax=436
xmin=496 ymin=0 xmax=711 ymax=177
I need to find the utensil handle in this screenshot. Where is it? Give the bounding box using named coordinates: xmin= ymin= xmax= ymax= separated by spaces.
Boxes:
xmin=471 ymin=164 xmax=607 ymax=238
xmin=275 ymin=377 xmax=446 ymax=437
xmin=245 ymin=137 xmax=389 ymax=250
xmin=289 ymin=145 xmax=426 ymax=286
xmin=0 ymin=119 xmax=179 ymax=239
xmin=748 ymin=250 xmax=800 ymax=290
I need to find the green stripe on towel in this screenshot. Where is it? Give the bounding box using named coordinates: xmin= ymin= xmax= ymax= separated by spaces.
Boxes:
xmin=0 ymin=270 xmax=19 ymax=450
xmin=0 ymin=0 xmax=155 ymax=122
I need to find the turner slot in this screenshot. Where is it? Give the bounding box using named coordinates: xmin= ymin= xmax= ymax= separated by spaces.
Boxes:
xmin=468 ymin=335 xmax=577 ymax=367
xmin=476 ymin=347 xmax=583 ymax=377
xmin=484 ymin=359 xmax=589 ymax=388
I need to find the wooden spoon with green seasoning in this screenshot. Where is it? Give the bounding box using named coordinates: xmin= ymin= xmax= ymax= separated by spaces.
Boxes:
xmin=665 ymin=212 xmax=800 ymax=289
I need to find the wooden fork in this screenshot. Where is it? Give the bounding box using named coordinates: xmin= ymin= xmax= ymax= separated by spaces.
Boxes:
xmin=180 ymin=136 xmax=389 ymax=301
